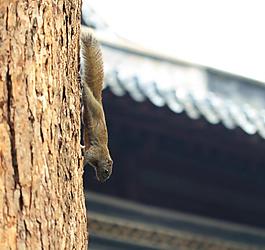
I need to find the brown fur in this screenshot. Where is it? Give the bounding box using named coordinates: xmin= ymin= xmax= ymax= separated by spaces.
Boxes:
xmin=81 ymin=28 xmax=113 ymax=182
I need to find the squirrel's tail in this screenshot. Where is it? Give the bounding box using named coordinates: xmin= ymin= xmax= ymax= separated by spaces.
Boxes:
xmin=80 ymin=27 xmax=104 ymax=101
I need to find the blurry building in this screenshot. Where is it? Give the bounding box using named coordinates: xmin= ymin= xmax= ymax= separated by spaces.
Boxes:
xmin=82 ymin=5 xmax=265 ymax=250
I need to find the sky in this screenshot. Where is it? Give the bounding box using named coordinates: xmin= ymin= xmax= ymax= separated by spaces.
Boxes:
xmin=88 ymin=0 xmax=265 ymax=83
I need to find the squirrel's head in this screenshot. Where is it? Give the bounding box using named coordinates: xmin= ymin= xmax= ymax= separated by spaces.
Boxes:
xmin=84 ymin=146 xmax=113 ymax=182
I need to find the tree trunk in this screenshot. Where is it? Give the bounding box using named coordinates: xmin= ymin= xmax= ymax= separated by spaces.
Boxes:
xmin=0 ymin=1 xmax=87 ymax=249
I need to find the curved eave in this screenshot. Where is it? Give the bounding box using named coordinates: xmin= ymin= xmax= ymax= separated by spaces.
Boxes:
xmin=81 ymin=25 xmax=265 ymax=139
xmin=97 ymin=43 xmax=265 ymax=139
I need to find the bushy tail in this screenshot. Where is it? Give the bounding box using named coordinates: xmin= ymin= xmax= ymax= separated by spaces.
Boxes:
xmin=80 ymin=27 xmax=104 ymax=101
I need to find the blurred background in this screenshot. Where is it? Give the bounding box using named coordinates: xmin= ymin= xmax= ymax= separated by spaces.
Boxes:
xmin=82 ymin=1 xmax=265 ymax=249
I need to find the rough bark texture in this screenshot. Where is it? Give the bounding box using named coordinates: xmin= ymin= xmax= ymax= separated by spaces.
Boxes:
xmin=0 ymin=1 xmax=87 ymax=249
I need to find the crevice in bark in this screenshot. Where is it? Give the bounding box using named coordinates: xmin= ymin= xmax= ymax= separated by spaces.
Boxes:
xmin=25 ymin=77 xmax=35 ymax=123
xmin=32 ymin=17 xmax=38 ymax=35
xmin=6 ymin=68 xmax=17 ymax=183
xmin=37 ymin=220 xmax=44 ymax=250
xmin=6 ymin=66 xmax=23 ymax=210
xmin=63 ymin=6 xmax=68 ymax=49
xmin=6 ymin=7 xmax=8 ymax=30
xmin=62 ymin=85 xmax=66 ymax=101
xmin=40 ymin=114 xmax=44 ymax=143
xmin=63 ymin=2 xmax=69 ymax=77
xmin=37 ymin=1 xmax=41 ymax=12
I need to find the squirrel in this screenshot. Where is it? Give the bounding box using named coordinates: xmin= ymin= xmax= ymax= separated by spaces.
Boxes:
xmin=80 ymin=27 xmax=113 ymax=182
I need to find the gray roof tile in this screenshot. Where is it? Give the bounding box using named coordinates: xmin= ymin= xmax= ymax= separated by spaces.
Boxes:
xmin=101 ymin=45 xmax=265 ymax=139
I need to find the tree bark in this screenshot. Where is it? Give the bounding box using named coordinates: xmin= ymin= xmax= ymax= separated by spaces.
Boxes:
xmin=0 ymin=1 xmax=87 ymax=249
